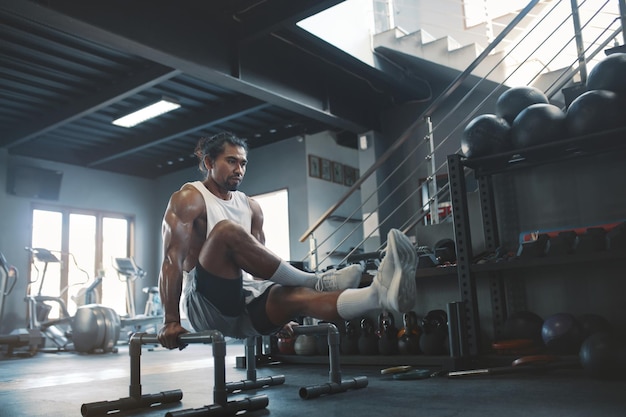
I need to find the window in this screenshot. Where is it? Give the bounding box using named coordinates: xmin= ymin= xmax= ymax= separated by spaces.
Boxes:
xmin=29 ymin=206 xmax=133 ymax=317
xmin=251 ymin=189 xmax=290 ymax=261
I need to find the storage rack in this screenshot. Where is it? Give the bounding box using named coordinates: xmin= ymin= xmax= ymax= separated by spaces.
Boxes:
xmin=446 ymin=126 xmax=626 ymax=357
xmin=271 ymin=127 xmax=626 ymax=369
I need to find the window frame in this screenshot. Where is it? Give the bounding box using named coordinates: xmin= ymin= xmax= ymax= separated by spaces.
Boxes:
xmin=29 ymin=203 xmax=135 ymax=308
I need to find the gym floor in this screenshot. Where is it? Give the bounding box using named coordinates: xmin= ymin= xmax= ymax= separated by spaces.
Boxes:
xmin=1 ymin=340 xmax=625 ymax=417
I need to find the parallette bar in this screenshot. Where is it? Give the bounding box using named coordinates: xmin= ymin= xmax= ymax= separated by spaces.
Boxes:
xmin=292 ymin=324 xmax=368 ymax=398
xmin=165 ymin=395 xmax=269 ymax=417
xmin=225 ymin=375 xmax=286 ymax=392
xmin=299 ymin=377 xmax=369 ymax=399
xmin=81 ymin=331 xmax=227 ymax=417
xmin=136 ymin=331 xmax=221 ymax=345
xmin=81 ymin=390 xmax=183 ymax=417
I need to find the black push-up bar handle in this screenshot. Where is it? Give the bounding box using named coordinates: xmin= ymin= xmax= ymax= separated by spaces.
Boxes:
xmin=81 ymin=331 xmax=233 ymax=417
xmin=130 ymin=332 xmax=227 ymax=404
xmin=298 ymin=376 xmax=369 ymax=400
xmin=245 ymin=336 xmax=256 ymax=381
xmin=292 ymin=323 xmax=369 ymax=399
xmin=223 ymin=336 xmax=286 ymax=393
xmin=165 ymin=395 xmax=269 ymax=417
xmin=81 ymin=390 xmax=184 ymax=417
xmin=293 ymin=323 xmax=342 ymax=383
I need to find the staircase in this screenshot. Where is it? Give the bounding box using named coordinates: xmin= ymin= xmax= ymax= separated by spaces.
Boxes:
xmin=373 ymin=27 xmax=508 ymax=81
xmin=372 ymin=0 xmax=623 ymax=90
xmin=301 ymin=0 xmax=625 ymax=268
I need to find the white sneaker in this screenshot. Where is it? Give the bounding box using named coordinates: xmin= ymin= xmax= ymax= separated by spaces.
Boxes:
xmin=315 ymin=264 xmax=363 ymax=292
xmin=372 ymin=229 xmax=417 ymax=313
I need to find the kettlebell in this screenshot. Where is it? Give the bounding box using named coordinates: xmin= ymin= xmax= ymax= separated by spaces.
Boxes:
xmin=420 ymin=309 xmax=448 ymax=355
xmin=294 ymin=334 xmax=317 ymax=355
xmin=277 ymin=333 xmax=296 ymax=355
xmin=358 ymin=317 xmax=378 ymax=355
xmin=341 ymin=319 xmax=360 ymax=355
xmin=397 ymin=311 xmax=421 ymax=355
xmin=377 ymin=311 xmax=399 ymax=355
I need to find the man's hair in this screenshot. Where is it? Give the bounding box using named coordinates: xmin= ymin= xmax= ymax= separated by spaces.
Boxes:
xmin=194 ymin=132 xmax=248 ymax=173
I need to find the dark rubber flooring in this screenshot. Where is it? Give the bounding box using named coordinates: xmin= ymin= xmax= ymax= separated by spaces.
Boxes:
xmin=1 ymin=340 xmax=625 ymax=417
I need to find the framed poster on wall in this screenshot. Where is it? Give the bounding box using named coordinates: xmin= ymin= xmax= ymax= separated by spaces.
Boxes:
xmin=320 ymin=158 xmax=332 ymax=181
xmin=344 ymin=165 xmax=356 ymax=187
xmin=308 ymin=155 xmax=320 ymax=178
xmin=332 ymin=161 xmax=344 ymax=184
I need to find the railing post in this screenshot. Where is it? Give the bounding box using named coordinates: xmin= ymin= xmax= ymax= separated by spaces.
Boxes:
xmin=570 ymin=0 xmax=588 ymax=83
xmin=308 ymin=234 xmax=318 ymax=271
xmin=425 ymin=116 xmax=439 ymax=224
xmin=618 ymin=0 xmax=626 ymax=45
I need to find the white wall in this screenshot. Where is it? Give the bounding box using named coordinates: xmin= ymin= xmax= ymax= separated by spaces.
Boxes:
xmin=304 ymin=132 xmax=362 ymax=269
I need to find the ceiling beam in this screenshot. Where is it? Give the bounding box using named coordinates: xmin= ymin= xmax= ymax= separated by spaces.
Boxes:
xmin=3 ymin=0 xmax=372 ymax=133
xmin=87 ymin=96 xmax=270 ymax=167
xmin=2 ymin=63 xmax=180 ymax=148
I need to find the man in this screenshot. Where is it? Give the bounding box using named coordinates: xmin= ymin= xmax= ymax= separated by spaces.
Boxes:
xmin=157 ymin=132 xmax=417 ymax=350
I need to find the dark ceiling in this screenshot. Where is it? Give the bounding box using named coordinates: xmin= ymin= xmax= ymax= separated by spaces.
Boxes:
xmin=0 ymin=0 xmax=430 ymax=178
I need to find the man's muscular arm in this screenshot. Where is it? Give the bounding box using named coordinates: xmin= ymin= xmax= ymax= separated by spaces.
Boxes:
xmin=249 ymin=197 xmax=265 ymax=245
xmin=157 ymin=186 xmax=204 ymax=349
xmin=247 ymin=197 xmax=269 ymax=282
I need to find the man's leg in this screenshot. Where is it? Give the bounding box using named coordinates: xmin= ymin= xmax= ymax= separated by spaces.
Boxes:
xmin=263 ymin=229 xmax=418 ymax=327
xmin=333 ymin=228 xmax=418 ymax=317
xmin=198 ymin=219 xmax=361 ymax=290
xmin=265 ymin=286 xmax=343 ymax=325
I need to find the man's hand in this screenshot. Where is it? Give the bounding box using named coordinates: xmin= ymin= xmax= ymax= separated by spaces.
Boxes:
xmin=277 ymin=321 xmax=299 ymax=337
xmin=158 ymin=322 xmax=190 ymax=350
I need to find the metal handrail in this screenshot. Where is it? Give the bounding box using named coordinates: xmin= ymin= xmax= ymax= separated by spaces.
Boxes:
xmin=299 ymin=0 xmax=542 ymax=244
xmin=300 ymin=0 xmax=623 ymax=268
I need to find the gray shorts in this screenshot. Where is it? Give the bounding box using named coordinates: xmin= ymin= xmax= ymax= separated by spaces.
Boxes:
xmin=182 ymin=269 xmax=279 ymax=338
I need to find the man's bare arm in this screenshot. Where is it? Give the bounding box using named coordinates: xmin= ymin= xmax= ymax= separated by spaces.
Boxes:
xmin=158 ymin=186 xmax=204 ymax=348
xmin=249 ymin=197 xmax=265 ymax=245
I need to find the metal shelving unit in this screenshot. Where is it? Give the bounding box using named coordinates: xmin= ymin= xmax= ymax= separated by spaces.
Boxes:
xmin=447 ymin=127 xmax=626 ymax=358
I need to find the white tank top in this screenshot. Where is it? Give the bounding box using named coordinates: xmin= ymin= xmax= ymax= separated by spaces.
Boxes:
xmin=187 ymin=181 xmax=270 ymax=299
xmin=187 ymin=181 xmax=252 ymax=238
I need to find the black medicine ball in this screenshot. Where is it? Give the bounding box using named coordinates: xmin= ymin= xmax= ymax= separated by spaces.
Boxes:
xmin=511 ymin=103 xmax=566 ymax=149
xmin=496 ymin=86 xmax=549 ymax=124
xmin=586 ymin=53 xmax=626 ymax=95
xmin=461 ymin=114 xmax=511 ymax=158
xmin=566 ymin=89 xmax=626 ymax=137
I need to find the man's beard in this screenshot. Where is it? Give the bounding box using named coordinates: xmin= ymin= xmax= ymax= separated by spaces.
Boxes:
xmin=225 ymin=177 xmax=241 ymax=191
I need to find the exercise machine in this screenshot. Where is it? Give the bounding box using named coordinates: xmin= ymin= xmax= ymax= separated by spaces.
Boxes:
xmin=0 ymin=251 xmax=45 ymax=356
xmin=113 ymin=257 xmax=163 ymax=338
xmin=81 ymin=323 xmax=368 ymax=416
xmin=25 ymin=247 xmax=120 ymax=353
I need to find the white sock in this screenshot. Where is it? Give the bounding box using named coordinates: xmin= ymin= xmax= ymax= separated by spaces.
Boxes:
xmin=269 ymin=261 xmax=317 ymax=288
xmin=336 ymin=286 xmax=379 ymax=319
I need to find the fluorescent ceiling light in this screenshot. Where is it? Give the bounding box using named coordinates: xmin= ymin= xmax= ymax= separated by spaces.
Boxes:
xmin=112 ymin=98 xmax=181 ymax=128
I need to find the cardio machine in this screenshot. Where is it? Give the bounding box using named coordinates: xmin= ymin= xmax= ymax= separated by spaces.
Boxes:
xmin=25 ymin=247 xmax=120 ymax=353
xmin=0 ymin=251 xmax=45 ymax=356
xmin=112 ymin=257 xmax=163 ymax=338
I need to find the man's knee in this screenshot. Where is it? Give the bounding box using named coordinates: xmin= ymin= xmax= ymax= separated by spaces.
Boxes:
xmin=209 ymin=219 xmax=246 ymax=241
xmin=200 ymin=220 xmax=244 ymax=274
